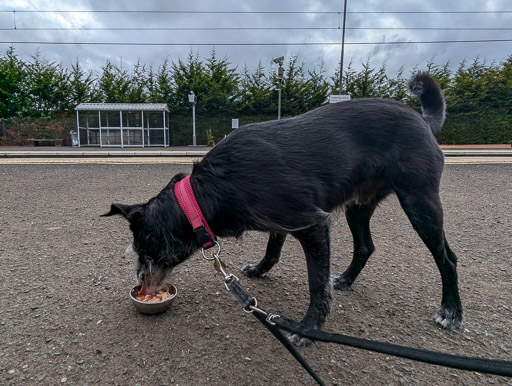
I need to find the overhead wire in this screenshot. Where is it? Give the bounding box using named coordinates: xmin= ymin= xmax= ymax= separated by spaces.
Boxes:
xmin=1 ymin=10 xmax=512 ymax=14
xmin=1 ymin=39 xmax=512 ymax=46
xmin=2 ymin=27 xmax=512 ymax=31
xmin=1 ymin=8 xmax=511 ymax=47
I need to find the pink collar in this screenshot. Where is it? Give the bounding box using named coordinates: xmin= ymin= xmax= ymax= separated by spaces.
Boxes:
xmin=174 ymin=175 xmax=216 ymax=249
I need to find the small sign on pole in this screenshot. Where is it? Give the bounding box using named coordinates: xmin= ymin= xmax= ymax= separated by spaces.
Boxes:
xmin=329 ymin=95 xmax=351 ymax=104
xmin=232 ymin=119 xmax=239 ymax=129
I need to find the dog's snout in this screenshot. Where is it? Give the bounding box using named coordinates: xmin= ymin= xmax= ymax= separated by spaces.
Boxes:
xmin=136 ymin=257 xmax=173 ymax=292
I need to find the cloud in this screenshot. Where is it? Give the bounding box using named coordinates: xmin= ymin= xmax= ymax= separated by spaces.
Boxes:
xmin=1 ymin=0 xmax=511 ymax=79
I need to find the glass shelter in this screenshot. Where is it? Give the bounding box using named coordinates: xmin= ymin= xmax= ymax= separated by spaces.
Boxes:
xmin=75 ymin=103 xmax=170 ymax=147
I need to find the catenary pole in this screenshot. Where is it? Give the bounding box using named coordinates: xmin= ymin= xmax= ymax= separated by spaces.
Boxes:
xmin=339 ymin=0 xmax=348 ymax=93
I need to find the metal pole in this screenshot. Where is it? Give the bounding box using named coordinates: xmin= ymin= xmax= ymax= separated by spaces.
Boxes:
xmin=278 ymin=79 xmax=282 ymax=120
xmin=86 ymin=114 xmax=90 ymax=145
xmin=141 ymin=111 xmax=145 ymax=147
xmin=339 ymin=0 xmax=348 ymax=94
xmin=120 ymin=111 xmax=124 ymax=148
xmin=76 ymin=110 xmax=80 ymax=147
xmin=192 ymin=104 xmax=196 ymax=147
xmin=162 ymin=110 xmax=166 ymax=147
xmin=98 ymin=111 xmax=102 ymax=147
xmin=277 ymin=63 xmax=284 ymax=120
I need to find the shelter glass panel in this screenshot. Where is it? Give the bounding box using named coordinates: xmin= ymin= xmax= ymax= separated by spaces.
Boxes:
xmin=101 ymin=111 xmax=121 ymax=128
xmin=79 ymin=128 xmax=100 ymax=145
xmin=123 ymin=129 xmax=143 ymax=146
xmin=123 ymin=111 xmax=142 ymax=128
xmin=145 ymin=112 xmax=164 ymax=128
xmin=102 ymin=129 xmax=121 ymax=145
xmin=79 ymin=111 xmax=99 ymax=128
xmin=145 ymin=129 xmax=165 ymax=146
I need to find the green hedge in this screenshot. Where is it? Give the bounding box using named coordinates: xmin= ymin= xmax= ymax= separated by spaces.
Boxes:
xmin=169 ymin=113 xmax=277 ymax=146
xmin=440 ymin=111 xmax=512 ymax=144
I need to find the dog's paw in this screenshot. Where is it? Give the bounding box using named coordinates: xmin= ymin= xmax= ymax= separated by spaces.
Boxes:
xmin=332 ymin=274 xmax=353 ymax=291
xmin=435 ymin=305 xmax=464 ymax=330
xmin=241 ymin=263 xmax=264 ymax=278
xmin=287 ymin=333 xmax=314 ymax=348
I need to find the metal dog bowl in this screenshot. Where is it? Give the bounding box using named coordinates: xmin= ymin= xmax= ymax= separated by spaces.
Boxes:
xmin=129 ymin=284 xmax=177 ymax=315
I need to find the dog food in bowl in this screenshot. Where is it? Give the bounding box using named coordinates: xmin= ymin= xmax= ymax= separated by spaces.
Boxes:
xmin=130 ymin=284 xmax=177 ymax=315
xmin=137 ymin=290 xmax=171 ymax=303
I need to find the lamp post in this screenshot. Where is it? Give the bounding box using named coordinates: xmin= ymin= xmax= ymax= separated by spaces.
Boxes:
xmin=273 ymin=56 xmax=285 ymax=120
xmin=188 ymin=91 xmax=197 ymax=146
xmin=339 ymin=0 xmax=348 ymax=94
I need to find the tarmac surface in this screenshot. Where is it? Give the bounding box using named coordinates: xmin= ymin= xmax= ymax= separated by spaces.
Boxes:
xmin=0 ymin=151 xmax=511 ymax=385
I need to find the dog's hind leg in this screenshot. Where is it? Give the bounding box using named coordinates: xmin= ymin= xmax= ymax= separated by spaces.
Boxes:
xmin=288 ymin=221 xmax=333 ymax=347
xmin=333 ymin=201 xmax=378 ymax=290
xmin=241 ymin=233 xmax=286 ymax=278
xmin=395 ymin=188 xmax=463 ymax=330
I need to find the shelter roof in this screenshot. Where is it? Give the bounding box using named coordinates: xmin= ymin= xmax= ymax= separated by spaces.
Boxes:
xmin=75 ymin=103 xmax=169 ymax=112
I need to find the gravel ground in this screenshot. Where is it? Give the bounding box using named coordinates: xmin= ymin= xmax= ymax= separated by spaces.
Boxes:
xmin=0 ymin=162 xmax=511 ymax=385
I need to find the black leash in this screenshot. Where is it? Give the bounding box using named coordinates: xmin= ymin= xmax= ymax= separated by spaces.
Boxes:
xmin=273 ymin=316 xmax=512 ymax=378
xmin=226 ymin=275 xmax=512 ymax=382
xmin=203 ymin=250 xmax=512 ymax=384
xmin=228 ymin=278 xmax=326 ymax=386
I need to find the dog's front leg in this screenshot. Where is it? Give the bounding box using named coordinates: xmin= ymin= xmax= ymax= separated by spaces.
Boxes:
xmin=289 ymin=221 xmax=333 ymax=347
xmin=241 ymin=232 xmax=286 ymax=278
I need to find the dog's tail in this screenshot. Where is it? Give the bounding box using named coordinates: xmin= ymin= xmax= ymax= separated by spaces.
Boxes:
xmin=408 ymin=72 xmax=446 ymax=135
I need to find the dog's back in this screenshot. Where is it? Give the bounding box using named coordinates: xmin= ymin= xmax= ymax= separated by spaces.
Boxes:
xmin=207 ymin=73 xmax=444 ymax=167
xmin=194 ymin=73 xmax=445 ymax=231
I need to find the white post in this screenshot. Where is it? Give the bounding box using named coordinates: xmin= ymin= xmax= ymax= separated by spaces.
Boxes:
xmin=98 ymin=111 xmax=102 ymax=147
xmin=147 ymin=114 xmax=151 ymax=147
xmin=189 ymin=91 xmax=197 ymax=147
xmin=86 ymin=114 xmax=90 ymax=145
xmin=162 ymin=110 xmax=166 ymax=147
xmin=273 ymin=57 xmax=285 ymax=120
xmin=278 ymin=84 xmax=282 ymax=120
xmin=141 ymin=111 xmax=145 ymax=147
xmin=278 ymin=64 xmax=284 ymax=120
xmin=76 ymin=110 xmax=81 ymax=147
xmin=192 ymin=103 xmax=196 ymax=147
xmin=120 ymin=111 xmax=124 ymax=148
xmin=106 ymin=113 xmax=110 ymax=146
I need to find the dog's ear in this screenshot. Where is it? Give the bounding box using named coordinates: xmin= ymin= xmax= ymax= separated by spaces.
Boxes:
xmin=101 ymin=203 xmax=143 ymax=221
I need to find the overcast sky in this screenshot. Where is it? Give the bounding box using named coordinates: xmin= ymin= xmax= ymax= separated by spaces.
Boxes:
xmin=1 ymin=0 xmax=511 ymax=83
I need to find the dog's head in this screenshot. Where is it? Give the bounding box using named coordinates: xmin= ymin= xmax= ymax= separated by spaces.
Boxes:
xmin=102 ymin=191 xmax=198 ymax=293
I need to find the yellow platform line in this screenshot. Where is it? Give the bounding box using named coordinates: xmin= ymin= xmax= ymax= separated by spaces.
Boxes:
xmin=0 ymin=157 xmax=511 ymax=165
xmin=0 ymin=157 xmax=201 ymax=164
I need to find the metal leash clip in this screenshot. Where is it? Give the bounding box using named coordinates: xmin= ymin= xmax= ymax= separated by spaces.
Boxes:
xmin=265 ymin=313 xmax=281 ymax=326
xmin=246 ymin=301 xmax=280 ymax=326
xmin=222 ymin=273 xmax=239 ymax=291
xmin=210 ymin=252 xmax=239 ymax=291
xmin=205 ymin=243 xmax=280 ymax=325
xmin=201 ymin=240 xmax=221 ymax=261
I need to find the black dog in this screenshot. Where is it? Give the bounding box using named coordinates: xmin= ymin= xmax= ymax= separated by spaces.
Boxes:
xmin=103 ymin=73 xmax=463 ymax=346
